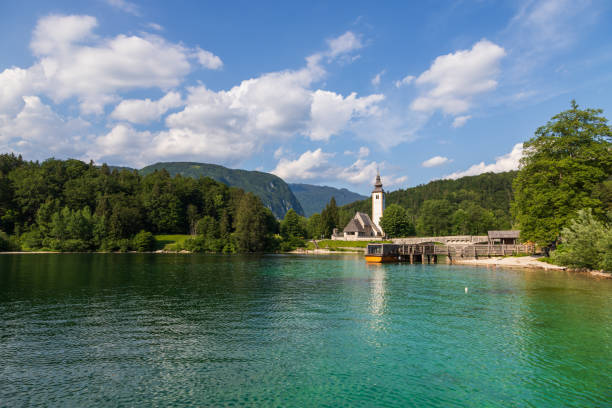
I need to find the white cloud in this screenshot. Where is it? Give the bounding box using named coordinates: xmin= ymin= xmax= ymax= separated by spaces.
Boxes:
xmin=272 ymin=148 xmax=335 ymax=181
xmin=309 ymin=90 xmax=384 ymax=141
xmin=88 ymin=124 xmax=152 ymax=166
xmin=357 ymin=146 xmax=370 ymax=158
xmin=274 ymin=147 xmax=287 ymax=160
xmin=345 ymin=146 xmax=370 ymax=158
xmin=327 ymin=31 xmax=362 ymax=57
xmin=452 ymin=115 xmax=471 ymax=128
xmin=105 ymin=0 xmax=140 ymax=16
xmin=110 ymin=92 xmax=183 ymax=124
xmin=23 ymin=14 xmax=220 ymax=114
xmin=422 ymin=156 xmax=451 ymax=168
xmin=394 ymin=75 xmax=415 ymax=88
xmin=0 ymin=96 xmax=90 ymax=159
xmin=337 ymin=158 xmax=378 ymax=184
xmin=0 ymin=67 xmax=40 ymax=114
xmin=195 ymin=48 xmax=223 ymax=70
xmin=506 ymin=0 xmax=592 ymax=53
xmin=146 ymin=22 xmax=164 ymax=32
xmin=30 ymin=14 xmax=98 ymax=55
xmin=272 ymin=149 xmax=379 ymax=185
xmin=371 ymin=70 xmax=385 ymax=86
xmin=387 ymin=175 xmax=408 ymax=186
xmin=444 ymin=143 xmax=523 ymax=179
xmin=411 ymin=39 xmax=506 ymax=115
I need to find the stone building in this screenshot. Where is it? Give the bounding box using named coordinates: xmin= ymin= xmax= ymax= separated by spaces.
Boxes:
xmin=332 ymin=172 xmax=386 ymax=241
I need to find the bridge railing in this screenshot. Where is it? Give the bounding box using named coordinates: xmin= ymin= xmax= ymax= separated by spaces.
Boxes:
xmin=432 ymin=244 xmax=533 ymax=257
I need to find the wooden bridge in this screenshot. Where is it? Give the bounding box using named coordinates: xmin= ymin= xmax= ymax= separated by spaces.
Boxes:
xmin=365 ymin=243 xmax=534 ymax=264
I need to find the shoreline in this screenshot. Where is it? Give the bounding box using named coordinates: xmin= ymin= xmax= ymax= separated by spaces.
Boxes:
xmin=452 ymin=255 xmax=565 ymax=270
xmin=452 ymin=255 xmax=611 ymax=279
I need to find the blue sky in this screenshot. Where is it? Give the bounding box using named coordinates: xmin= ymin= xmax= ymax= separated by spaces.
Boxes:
xmin=1 ymin=0 xmax=611 ymax=194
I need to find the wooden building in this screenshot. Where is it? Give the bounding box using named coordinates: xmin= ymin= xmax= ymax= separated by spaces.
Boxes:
xmin=487 ymin=230 xmax=520 ymax=245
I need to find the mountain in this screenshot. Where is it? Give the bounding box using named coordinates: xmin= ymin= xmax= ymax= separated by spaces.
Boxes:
xmin=289 ymin=183 xmax=367 ymax=216
xmin=140 ymin=162 xmax=304 ymax=218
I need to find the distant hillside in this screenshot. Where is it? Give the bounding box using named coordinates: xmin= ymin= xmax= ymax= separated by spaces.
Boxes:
xmin=289 ymin=183 xmax=367 ymax=216
xmin=140 ymin=162 xmax=304 ymax=218
xmin=340 ymin=171 xmax=517 ymax=235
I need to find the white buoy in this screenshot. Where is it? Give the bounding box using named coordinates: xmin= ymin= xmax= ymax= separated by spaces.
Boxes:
xmin=465 ymin=287 xmax=468 ymax=293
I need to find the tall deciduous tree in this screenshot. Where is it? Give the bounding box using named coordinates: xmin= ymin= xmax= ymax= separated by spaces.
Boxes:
xmin=512 ymin=101 xmax=612 ymax=244
xmin=379 ymin=204 xmax=415 ymax=237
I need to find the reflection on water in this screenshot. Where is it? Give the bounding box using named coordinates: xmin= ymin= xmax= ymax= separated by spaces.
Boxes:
xmin=368 ymin=265 xmax=386 ymax=317
xmin=1 ymin=253 xmax=611 ymax=407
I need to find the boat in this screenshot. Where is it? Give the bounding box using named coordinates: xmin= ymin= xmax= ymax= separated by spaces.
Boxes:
xmin=365 ymin=243 xmax=399 ymax=263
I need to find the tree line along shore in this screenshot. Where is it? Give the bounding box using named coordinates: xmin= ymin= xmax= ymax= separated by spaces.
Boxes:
xmin=0 ymin=102 xmax=610 ymax=272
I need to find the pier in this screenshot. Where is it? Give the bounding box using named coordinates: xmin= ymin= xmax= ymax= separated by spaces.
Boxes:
xmin=365 ymin=242 xmax=534 ymax=263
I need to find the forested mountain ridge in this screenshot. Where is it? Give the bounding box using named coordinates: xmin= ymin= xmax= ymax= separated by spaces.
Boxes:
xmin=289 ymin=183 xmax=366 ymax=216
xmin=0 ymin=155 xmax=280 ymax=252
xmin=339 ymin=171 xmax=517 ymax=236
xmin=140 ymin=162 xmax=304 ymax=218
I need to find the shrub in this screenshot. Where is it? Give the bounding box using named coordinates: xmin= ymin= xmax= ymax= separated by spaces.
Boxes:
xmin=132 ymin=231 xmax=156 ymax=252
xmin=61 ymin=239 xmax=89 ymax=252
xmin=20 ymin=230 xmax=42 ymax=250
xmin=118 ymin=239 xmax=131 ymax=253
xmin=550 ymin=209 xmax=612 ymax=272
xmin=42 ymin=237 xmax=62 ymax=251
xmin=0 ymin=230 xmax=11 ymax=251
xmin=184 ymin=236 xmax=205 ymax=252
xmin=279 ymin=236 xmax=305 ymax=252
xmin=222 ymin=242 xmax=236 ymax=254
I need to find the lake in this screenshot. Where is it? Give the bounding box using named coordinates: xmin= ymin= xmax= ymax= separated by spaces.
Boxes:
xmin=1 ymin=254 xmax=611 ymax=406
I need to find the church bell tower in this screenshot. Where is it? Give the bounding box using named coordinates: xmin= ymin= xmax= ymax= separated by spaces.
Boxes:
xmin=371 ymin=171 xmax=385 ymax=233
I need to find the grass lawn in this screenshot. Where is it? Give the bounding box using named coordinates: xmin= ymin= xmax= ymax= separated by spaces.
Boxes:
xmin=305 ymin=239 xmax=392 ymax=250
xmin=154 ymin=234 xmax=192 ymax=251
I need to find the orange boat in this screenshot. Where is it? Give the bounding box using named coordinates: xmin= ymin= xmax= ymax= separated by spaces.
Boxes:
xmin=365 ymin=255 xmax=397 ymax=263
xmin=365 ymin=243 xmax=399 ymax=263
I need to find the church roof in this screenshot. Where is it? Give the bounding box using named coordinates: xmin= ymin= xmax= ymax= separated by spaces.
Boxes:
xmin=343 ymin=219 xmax=363 ymax=233
xmin=343 ymin=212 xmax=382 ymax=235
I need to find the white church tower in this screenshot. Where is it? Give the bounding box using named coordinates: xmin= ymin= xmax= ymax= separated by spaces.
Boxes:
xmin=371 ymin=170 xmax=385 ymax=233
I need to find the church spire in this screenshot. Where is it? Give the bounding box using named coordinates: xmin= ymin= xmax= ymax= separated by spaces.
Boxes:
xmin=372 ymin=169 xmax=383 ymax=193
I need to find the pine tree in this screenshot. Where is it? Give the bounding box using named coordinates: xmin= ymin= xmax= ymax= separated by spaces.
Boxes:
xmin=320 ymin=197 xmax=339 ymax=238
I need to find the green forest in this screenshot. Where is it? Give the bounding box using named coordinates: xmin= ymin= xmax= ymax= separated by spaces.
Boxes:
xmin=0 ymin=158 xmax=280 ymax=253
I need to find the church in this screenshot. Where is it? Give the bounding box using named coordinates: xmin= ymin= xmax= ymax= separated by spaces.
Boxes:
xmin=332 ymin=172 xmax=385 ymax=240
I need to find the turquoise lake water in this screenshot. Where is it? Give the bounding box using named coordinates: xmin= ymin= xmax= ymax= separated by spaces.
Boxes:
xmin=1 ymin=254 xmax=611 ymax=406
